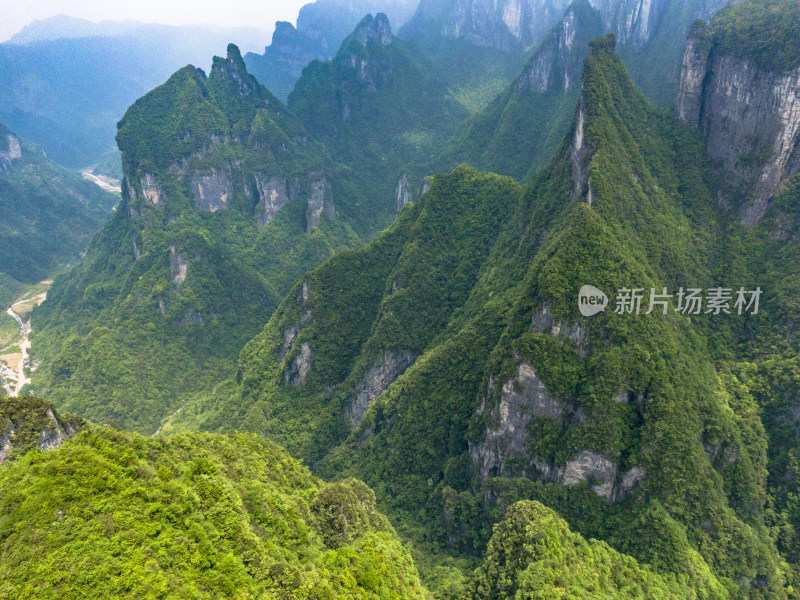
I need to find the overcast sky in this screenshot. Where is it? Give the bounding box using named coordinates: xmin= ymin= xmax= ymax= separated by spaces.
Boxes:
xmin=0 ymin=0 xmax=309 ymax=44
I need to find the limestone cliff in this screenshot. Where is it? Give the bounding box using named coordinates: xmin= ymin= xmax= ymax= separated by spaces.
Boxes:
xmin=677 ymin=19 xmax=800 ymax=225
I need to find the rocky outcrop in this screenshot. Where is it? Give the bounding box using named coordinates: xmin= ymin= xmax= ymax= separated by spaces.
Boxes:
xmin=517 ymin=2 xmax=603 ymax=94
xmin=346 ymin=351 xmax=415 ymax=427
xmin=0 ymin=133 xmax=22 ymax=171
xmin=570 ymin=99 xmax=594 ymax=203
xmin=355 ymin=13 xmax=393 ymax=47
xmin=0 ymin=399 xmax=83 ymax=465
xmin=395 ymin=174 xmax=413 ymax=212
xmin=531 ymin=304 xmax=590 ymax=356
xmin=470 ymin=362 xmax=580 ymax=479
xmin=169 ymin=245 xmax=189 ymax=285
xmin=306 ymin=176 xmax=334 ymax=231
xmin=140 ymin=173 xmax=161 ymax=205
xmin=676 ymin=22 xmax=800 ymax=225
xmin=471 ymin=358 xmax=645 ymax=500
xmin=285 ymin=342 xmax=312 ymax=386
xmin=192 ymin=169 xmax=232 ymax=212
xmin=255 ymin=175 xmax=289 ymax=228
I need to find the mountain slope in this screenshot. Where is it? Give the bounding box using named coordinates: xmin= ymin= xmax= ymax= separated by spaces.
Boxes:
xmin=244 ymin=0 xmax=418 ymax=101
xmin=29 ymin=45 xmax=360 ymax=433
xmin=215 ymin=34 xmax=796 ymax=597
xmin=288 ymin=13 xmax=468 ymax=221
xmin=0 ymin=425 xmax=427 ymax=598
xmin=441 ymin=0 xmax=740 ymax=182
xmin=0 ymin=121 xmax=117 ymax=284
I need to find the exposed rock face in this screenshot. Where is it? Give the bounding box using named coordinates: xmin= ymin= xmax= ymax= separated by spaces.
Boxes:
xmin=140 ymin=174 xmax=161 ymax=205
xmin=677 ymin=22 xmax=800 ymax=225
xmin=192 ymin=169 xmax=233 ymax=212
xmin=346 ymin=351 xmax=415 ymax=427
xmin=0 ymin=134 xmax=22 ymax=171
xmin=169 ymin=245 xmax=189 ymax=285
xmin=355 ymin=13 xmax=393 ymax=47
xmin=470 ymin=362 xmax=576 ymax=479
xmin=0 ymin=401 xmax=82 ymax=465
xmin=561 ymin=450 xmax=617 ymax=495
xmin=517 ymin=3 xmax=600 ymax=94
xmin=471 ymin=358 xmax=645 ymax=500
xmin=570 ymin=99 xmax=594 ymax=203
xmin=531 ymin=304 xmax=590 ymax=356
xmin=405 ymin=0 xmax=571 ymax=52
xmin=395 ymin=174 xmax=413 ymax=212
xmin=285 ymin=342 xmax=312 ymax=386
xmin=306 ymin=176 xmax=334 ymax=231
xmin=255 ymin=175 xmax=289 ymax=228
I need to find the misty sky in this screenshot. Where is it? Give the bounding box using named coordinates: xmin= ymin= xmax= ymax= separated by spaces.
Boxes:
xmin=0 ymin=0 xmax=310 ymax=43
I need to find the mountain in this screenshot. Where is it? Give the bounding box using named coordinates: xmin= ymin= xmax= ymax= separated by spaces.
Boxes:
xmin=0 ymin=121 xmax=117 ymax=285
xmin=441 ymin=0 xmax=741 ymax=183
xmin=440 ymin=0 xmax=605 ymax=181
xmin=0 ymin=421 xmax=427 ymax=598
xmin=676 ymin=0 xmax=800 ymax=225
xmin=0 ymin=21 xmax=270 ymax=168
xmin=28 ymin=44 xmax=361 ymax=434
xmin=400 ymin=0 xmax=572 ymax=52
xmin=0 ymin=396 xmax=84 ymax=465
xmin=287 ymin=13 xmax=468 ymax=218
xmin=205 ymin=32 xmax=800 ymax=596
xmin=244 ymin=0 xmax=418 ymax=101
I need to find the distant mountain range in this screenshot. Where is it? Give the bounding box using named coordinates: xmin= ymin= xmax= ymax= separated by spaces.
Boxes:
xmin=0 ymin=17 xmax=271 ymax=169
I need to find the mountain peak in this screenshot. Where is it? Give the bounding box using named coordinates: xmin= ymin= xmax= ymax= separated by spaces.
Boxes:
xmin=211 ymin=43 xmax=258 ymax=97
xmin=354 ymin=13 xmax=393 ymax=47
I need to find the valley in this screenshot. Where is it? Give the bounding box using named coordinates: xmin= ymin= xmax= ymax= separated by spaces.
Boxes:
xmin=0 ymin=283 xmax=50 ymax=397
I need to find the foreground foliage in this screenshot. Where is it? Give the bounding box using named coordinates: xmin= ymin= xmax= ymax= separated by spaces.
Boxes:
xmin=0 ymin=426 xmax=427 ymax=599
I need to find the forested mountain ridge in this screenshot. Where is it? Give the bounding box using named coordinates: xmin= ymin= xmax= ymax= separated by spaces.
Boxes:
xmin=244 ymin=0 xmax=418 ymax=101
xmin=0 ymin=407 xmax=428 ymax=598
xmin=205 ymin=28 xmax=800 ymax=596
xmin=29 ymin=44 xmax=361 ymax=434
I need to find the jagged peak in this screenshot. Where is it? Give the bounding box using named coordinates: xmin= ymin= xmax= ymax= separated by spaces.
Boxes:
xmin=353 ymin=13 xmax=393 ymax=47
xmin=211 ymin=42 xmax=260 ymax=96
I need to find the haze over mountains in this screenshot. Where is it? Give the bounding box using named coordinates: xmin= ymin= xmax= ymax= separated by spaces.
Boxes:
xmin=2 ymin=0 xmax=800 ymax=597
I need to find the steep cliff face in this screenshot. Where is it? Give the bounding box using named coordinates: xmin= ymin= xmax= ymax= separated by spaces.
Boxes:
xmin=677 ymin=9 xmax=800 ymax=225
xmin=402 ymin=0 xmax=572 ymax=52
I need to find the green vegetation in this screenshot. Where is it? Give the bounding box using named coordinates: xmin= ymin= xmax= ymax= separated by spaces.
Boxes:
xmin=30 ymin=44 xmax=361 ymax=434
xmin=0 ymin=423 xmax=427 ymax=598
xmin=0 ymin=396 xmax=84 ymax=464
xmin=206 ymin=33 xmax=799 ymax=598
xmin=710 ymin=0 xmax=800 ymax=72
xmin=289 ymin=14 xmax=468 ymax=228
xmin=470 ymin=501 xmax=727 ymax=599
xmin=0 ymin=121 xmax=118 ymax=284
